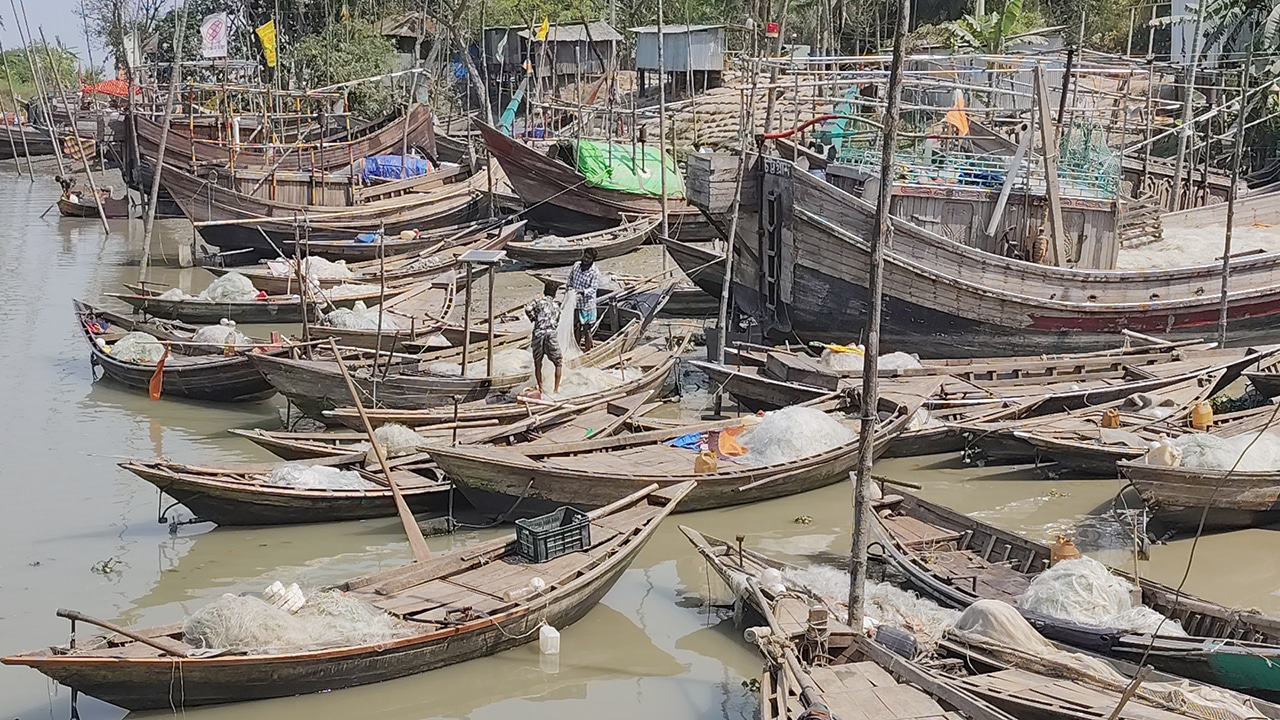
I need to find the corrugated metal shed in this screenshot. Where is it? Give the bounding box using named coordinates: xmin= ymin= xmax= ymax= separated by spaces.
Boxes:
xmin=483 ymin=21 xmax=620 ymax=77
xmin=631 ymin=25 xmax=725 ymax=72
xmin=515 ymin=20 xmax=622 ymax=43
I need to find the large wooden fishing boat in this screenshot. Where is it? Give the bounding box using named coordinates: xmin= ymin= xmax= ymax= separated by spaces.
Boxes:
xmin=475 ymin=121 xmax=716 ymax=240
xmin=74 ymin=300 xmax=277 ymax=403
xmin=132 ymin=104 xmax=438 ymax=172
xmin=120 ymin=454 xmax=447 ymax=525
xmin=870 ymin=490 xmax=1280 ymax=699
xmin=504 ymin=215 xmax=659 ymax=266
xmin=430 ymin=378 xmax=938 ymax=518
xmin=681 ymin=155 xmax=1280 ymax=356
xmin=163 ymin=161 xmax=493 ymax=259
xmin=1 ymin=482 xmax=693 ymax=709
xmin=0 ymin=123 xmax=58 ymax=160
xmin=105 ymin=280 xmax=409 ymax=325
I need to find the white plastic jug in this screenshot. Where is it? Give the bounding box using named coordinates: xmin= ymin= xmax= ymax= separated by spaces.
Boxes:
xmin=539 ymin=624 xmax=560 ymax=655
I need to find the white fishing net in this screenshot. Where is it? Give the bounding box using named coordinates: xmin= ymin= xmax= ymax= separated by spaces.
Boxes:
xmin=192 ymin=319 xmax=251 ymax=348
xmin=182 ymin=590 xmax=413 ymax=653
xmin=111 ymin=331 xmax=166 ymax=363
xmin=737 ymin=406 xmax=856 ymax=466
xmin=157 ymin=287 xmax=189 ymax=300
xmin=558 ymin=289 xmax=583 ymax=363
xmin=907 ymin=407 xmax=944 ymax=431
xmin=821 ymin=348 xmax=923 ymax=373
xmin=427 ymin=348 xmax=535 ymax=378
xmin=531 ymin=235 xmax=571 ymax=248
xmin=304 ymin=257 xmax=355 ymax=281
xmin=321 ymin=284 xmax=379 ymax=300
xmin=267 ymin=464 xmax=376 ymax=490
xmin=1172 ymin=431 xmax=1280 ymax=471
xmin=780 ymin=564 xmax=960 ymax=647
xmin=949 ymin=600 xmax=1262 ymax=720
xmin=1019 ymin=556 xmax=1186 ymax=636
xmin=197 ymin=272 xmax=260 ymax=302
xmin=373 ymin=423 xmax=425 ymax=457
xmin=322 ymin=301 xmax=411 ymax=330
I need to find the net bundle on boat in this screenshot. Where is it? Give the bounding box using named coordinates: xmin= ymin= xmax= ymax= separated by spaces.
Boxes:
xmin=950 ymin=600 xmax=1261 ymax=720
xmin=322 ymin=301 xmax=411 ymax=330
xmin=267 ymin=464 xmax=376 ymax=490
xmin=182 ymin=590 xmax=413 ymax=653
xmin=1171 ymin=431 xmax=1280 ymax=471
xmin=321 ymin=283 xmax=380 ymax=301
xmin=198 ymin=272 xmax=260 ymax=302
xmin=192 ymin=319 xmax=251 ymax=347
xmin=373 ymin=423 xmax=425 ymax=457
xmin=778 ymin=564 xmax=960 ymax=647
xmin=112 ymin=331 xmax=166 ymax=363
xmin=1018 ymin=556 xmax=1186 ymax=636
xmin=821 ymin=348 xmax=923 ymax=373
xmin=736 ymin=406 xmax=856 ymax=466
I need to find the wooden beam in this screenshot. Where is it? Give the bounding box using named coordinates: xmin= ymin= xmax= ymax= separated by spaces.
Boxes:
xmin=1034 ymin=63 xmax=1069 ymax=267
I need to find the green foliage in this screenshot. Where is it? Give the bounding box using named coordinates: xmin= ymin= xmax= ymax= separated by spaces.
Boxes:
xmin=1041 ymin=0 xmax=1144 ymax=53
xmin=292 ymin=19 xmax=397 ymax=118
xmin=1203 ymin=0 xmax=1280 ymax=72
xmin=0 ymin=44 xmax=79 ymax=90
xmin=948 ymin=0 xmax=1046 ymax=52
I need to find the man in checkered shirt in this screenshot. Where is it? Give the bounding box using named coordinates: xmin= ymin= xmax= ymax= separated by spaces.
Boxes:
xmin=566 ymin=247 xmax=601 ymax=351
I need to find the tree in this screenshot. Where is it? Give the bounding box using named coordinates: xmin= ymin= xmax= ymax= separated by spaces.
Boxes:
xmin=292 ymin=18 xmax=397 ymax=118
xmin=948 ymin=0 xmax=1046 ymax=52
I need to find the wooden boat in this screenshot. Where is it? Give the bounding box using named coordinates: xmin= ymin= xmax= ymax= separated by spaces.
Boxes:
xmin=323 ymin=335 xmax=685 ymax=429
xmin=504 ymin=215 xmax=659 ymax=266
xmin=58 ymin=191 xmax=132 ymax=219
xmin=133 ymin=104 xmax=438 ymax=172
xmin=121 ymin=453 xmax=447 ymax=526
xmin=682 ymin=527 xmax=1017 ymax=720
xmin=1119 ymin=430 xmax=1280 ymax=532
xmin=430 ymin=377 xmax=940 ymax=519
xmin=529 ymin=266 xmax=717 ymax=318
xmin=0 ymin=123 xmax=58 ymax=160
xmin=163 ymin=161 xmax=492 ymax=260
xmin=1246 ymin=357 xmax=1280 ymax=398
xmin=105 ymin=280 xmax=410 ymax=325
xmin=251 ymin=319 xmax=647 ymax=418
xmin=74 ymin=300 xmax=277 ymax=403
xmin=1 ymin=481 xmax=693 ymax=710
xmin=685 ymin=526 xmax=1280 ymax=720
xmin=870 ymin=489 xmax=1280 ymax=699
xmin=661 ymin=237 xmax=724 ymax=298
xmin=683 ymin=155 xmax=1280 ymax=356
xmin=475 ymin=121 xmax=717 ymax=240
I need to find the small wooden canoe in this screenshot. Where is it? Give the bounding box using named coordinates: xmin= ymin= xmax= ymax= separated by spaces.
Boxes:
xmin=870 ymin=489 xmax=1280 ymax=700
xmin=120 ymin=454 xmax=448 ymax=526
xmin=74 ymin=299 xmax=278 ymax=403
xmin=505 ymin=215 xmax=659 ymax=266
xmin=1119 ymin=439 xmax=1280 ymax=532
xmin=106 ymin=281 xmax=410 ymax=325
xmin=1 ymin=481 xmax=694 ymax=709
xmin=58 ymin=192 xmax=132 ymax=219
xmin=1246 ymin=360 xmax=1280 ymax=398
xmin=431 ymin=377 xmax=941 ymax=518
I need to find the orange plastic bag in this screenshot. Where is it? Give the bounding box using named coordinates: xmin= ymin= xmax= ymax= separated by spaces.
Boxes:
xmin=714 ymin=429 xmax=749 ymax=458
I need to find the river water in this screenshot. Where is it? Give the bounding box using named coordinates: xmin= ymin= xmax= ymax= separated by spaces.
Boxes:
xmin=3 ymin=170 xmax=1280 ymax=720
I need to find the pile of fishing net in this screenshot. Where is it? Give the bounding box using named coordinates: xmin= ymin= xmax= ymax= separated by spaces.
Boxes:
xmin=820 ymin=347 xmax=923 ymax=373
xmin=320 ymin=283 xmax=380 ymax=300
xmin=427 ymin=348 xmax=535 ymax=378
xmin=111 ymin=331 xmax=166 ymax=363
xmin=1019 ymin=556 xmax=1186 ymax=635
xmin=736 ymin=406 xmax=856 ymax=465
xmin=530 ymin=235 xmax=571 ymax=248
xmin=373 ymin=423 xmax=425 ymax=457
xmin=778 ymin=564 xmax=960 ymax=648
xmin=265 ymin=257 xmax=357 ymax=282
xmin=199 ymin=272 xmax=261 ymax=302
xmin=183 ymin=589 xmax=413 ymax=653
xmin=267 ymin=464 xmax=376 ymax=490
xmin=950 ymin=600 xmax=1261 ymax=720
xmin=322 ymin=301 xmax=411 ymax=330
xmin=192 ymin=319 xmax=252 ymax=348
xmin=1171 ymin=431 xmax=1280 ymax=471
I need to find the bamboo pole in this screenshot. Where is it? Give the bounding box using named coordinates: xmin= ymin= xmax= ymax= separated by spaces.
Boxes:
xmin=328 ymin=338 xmax=432 ymax=563
xmin=140 ymin=0 xmax=190 ymax=280
xmin=1219 ymin=33 xmax=1254 ymax=345
xmin=0 ymin=37 xmax=33 ymax=179
xmin=11 ymin=0 xmax=65 ymax=176
xmin=849 ymin=0 xmax=909 ymax=631
xmin=39 ymin=28 xmax=109 ymax=234
xmin=1169 ymin=0 xmax=1206 ymax=210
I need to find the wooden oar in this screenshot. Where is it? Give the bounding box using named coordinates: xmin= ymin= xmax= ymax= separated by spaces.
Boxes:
xmin=328 ymin=338 xmax=432 ymax=563
xmin=56 ymin=609 xmax=189 ymax=657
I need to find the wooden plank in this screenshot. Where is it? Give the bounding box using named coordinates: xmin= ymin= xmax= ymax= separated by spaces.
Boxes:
xmin=852 ymin=661 xmax=899 ymax=689
xmin=871 ymin=684 xmax=946 ymax=719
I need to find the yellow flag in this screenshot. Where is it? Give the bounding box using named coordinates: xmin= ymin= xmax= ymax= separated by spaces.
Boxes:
xmin=255 ymin=20 xmax=277 ymax=67
xmin=535 ymin=17 xmax=549 ymax=41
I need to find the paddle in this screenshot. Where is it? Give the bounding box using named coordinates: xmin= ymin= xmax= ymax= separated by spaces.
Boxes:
xmin=56 ymin=609 xmax=189 ymax=657
xmin=327 ymin=338 xmax=432 ymax=563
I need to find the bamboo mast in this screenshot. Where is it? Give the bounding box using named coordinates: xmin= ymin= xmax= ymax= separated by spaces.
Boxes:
xmin=1218 ymin=28 xmax=1255 ymax=345
xmin=848 ymin=0 xmax=910 ymax=630
xmin=39 ymin=29 xmax=109 ymax=233
xmin=0 ymin=37 xmax=34 ymax=178
xmin=1169 ymin=0 xmax=1206 ymax=210
xmin=13 ymin=0 xmax=65 ymax=175
xmin=657 ymin=0 xmax=669 ymax=244
xmin=140 ymin=0 xmax=190 ymax=281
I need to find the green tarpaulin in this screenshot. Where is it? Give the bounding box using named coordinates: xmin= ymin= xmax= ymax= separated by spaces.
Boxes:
xmin=571 ymin=139 xmax=685 ymax=198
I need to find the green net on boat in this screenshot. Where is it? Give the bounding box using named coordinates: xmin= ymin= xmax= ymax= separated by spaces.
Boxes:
xmin=571 ymin=139 xmax=685 ymax=198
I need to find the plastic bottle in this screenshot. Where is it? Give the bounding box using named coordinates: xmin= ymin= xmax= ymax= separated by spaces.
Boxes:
xmin=1100 ymin=408 xmax=1120 ymax=429
xmin=693 ymin=450 xmax=718 ymax=474
xmin=1049 ymin=535 xmax=1081 ymax=566
xmin=539 ymin=624 xmax=560 ymax=655
xmin=1191 ymin=401 xmax=1214 ymax=430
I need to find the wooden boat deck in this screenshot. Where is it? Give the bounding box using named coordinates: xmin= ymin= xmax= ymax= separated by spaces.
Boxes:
xmin=955 ymin=667 xmax=1217 ymax=720
xmin=803 ymin=662 xmax=953 ymax=720
xmin=878 ymin=508 xmax=1033 ymax=604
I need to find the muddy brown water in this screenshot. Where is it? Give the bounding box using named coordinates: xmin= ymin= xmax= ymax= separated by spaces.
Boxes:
xmin=2 ymin=174 xmax=1279 ymax=719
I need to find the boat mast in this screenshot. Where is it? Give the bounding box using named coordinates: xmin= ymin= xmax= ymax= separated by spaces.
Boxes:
xmin=140 ymin=0 xmax=190 ymax=282
xmin=1169 ymin=0 xmax=1205 ymax=211
xmin=656 ymin=0 xmax=669 ymax=245
xmin=1219 ymin=21 xmax=1255 ymax=345
xmin=848 ymin=0 xmax=910 ymax=630
xmin=0 ymin=37 xmax=34 ymax=179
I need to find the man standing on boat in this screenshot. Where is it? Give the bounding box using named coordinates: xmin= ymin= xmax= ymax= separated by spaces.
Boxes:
xmin=566 ymin=247 xmax=601 ymax=352
xmin=525 ymin=287 xmax=562 ymax=395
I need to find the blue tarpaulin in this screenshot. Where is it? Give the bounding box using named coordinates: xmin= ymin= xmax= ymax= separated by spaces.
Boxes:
xmin=664 ymin=432 xmax=705 ymax=451
xmin=362 ymin=155 xmax=431 ymax=182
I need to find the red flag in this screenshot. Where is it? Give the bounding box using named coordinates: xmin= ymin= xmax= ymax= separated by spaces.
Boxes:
xmin=149 ymin=346 xmax=171 ymax=400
